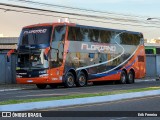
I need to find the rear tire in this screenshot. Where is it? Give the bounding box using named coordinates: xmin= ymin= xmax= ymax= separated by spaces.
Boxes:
xmin=119 ymin=70 xmax=127 ymax=84
xmin=64 ymin=72 xmax=75 ymax=88
xmin=127 ymin=71 xmax=134 ymax=84
xmin=76 ymin=72 xmax=87 ymax=87
xmin=36 ymin=84 xmax=47 ymax=89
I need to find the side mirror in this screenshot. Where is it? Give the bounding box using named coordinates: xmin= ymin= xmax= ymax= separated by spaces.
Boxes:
xmin=7 ymin=49 xmax=15 ymax=62
xmin=43 ymin=47 xmax=50 ymax=60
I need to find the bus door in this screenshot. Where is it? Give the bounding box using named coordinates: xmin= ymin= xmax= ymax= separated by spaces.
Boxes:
xmin=49 ymin=25 xmax=66 ymax=80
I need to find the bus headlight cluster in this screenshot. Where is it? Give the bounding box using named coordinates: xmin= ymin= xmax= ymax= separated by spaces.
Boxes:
xmin=16 ymin=75 xmax=22 ymax=78
xmin=39 ymin=70 xmax=47 ymax=74
xmin=39 ymin=74 xmax=48 ymax=77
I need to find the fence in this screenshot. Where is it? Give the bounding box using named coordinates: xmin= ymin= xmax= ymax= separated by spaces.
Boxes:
xmin=146 ymin=54 xmax=160 ymax=78
xmin=0 ymin=53 xmax=16 ymax=84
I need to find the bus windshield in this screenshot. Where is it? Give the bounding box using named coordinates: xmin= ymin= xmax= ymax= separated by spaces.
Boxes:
xmin=18 ymin=26 xmax=52 ymax=49
xmin=17 ymin=49 xmax=49 ymax=70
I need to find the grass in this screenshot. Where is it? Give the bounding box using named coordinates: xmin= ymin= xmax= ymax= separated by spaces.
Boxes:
xmin=0 ymin=86 xmax=160 ymax=105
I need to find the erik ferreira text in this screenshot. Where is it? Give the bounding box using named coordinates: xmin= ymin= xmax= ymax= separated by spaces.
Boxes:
xmin=138 ymin=113 xmax=158 ymax=117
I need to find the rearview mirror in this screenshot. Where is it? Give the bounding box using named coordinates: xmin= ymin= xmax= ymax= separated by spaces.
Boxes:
xmin=43 ymin=47 xmax=50 ymax=60
xmin=7 ymin=49 xmax=15 ymax=62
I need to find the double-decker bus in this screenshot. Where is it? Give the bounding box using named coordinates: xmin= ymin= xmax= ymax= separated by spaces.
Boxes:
xmin=15 ymin=21 xmax=146 ymax=89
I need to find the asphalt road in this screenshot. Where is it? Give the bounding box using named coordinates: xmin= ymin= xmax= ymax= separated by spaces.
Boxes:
xmin=0 ymin=79 xmax=160 ymax=101
xmin=40 ymin=95 xmax=160 ymax=120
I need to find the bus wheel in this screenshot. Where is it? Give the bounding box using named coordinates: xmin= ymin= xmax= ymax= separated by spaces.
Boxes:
xmin=127 ymin=71 xmax=134 ymax=84
xmin=120 ymin=70 xmax=127 ymax=84
xmin=36 ymin=84 xmax=47 ymax=89
xmin=64 ymin=72 xmax=75 ymax=88
xmin=76 ymin=72 xmax=87 ymax=87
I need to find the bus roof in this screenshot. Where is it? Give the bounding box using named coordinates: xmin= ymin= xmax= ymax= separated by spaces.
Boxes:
xmin=23 ymin=22 xmax=143 ymax=36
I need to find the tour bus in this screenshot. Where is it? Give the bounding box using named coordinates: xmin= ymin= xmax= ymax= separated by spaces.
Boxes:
xmin=14 ymin=21 xmax=146 ymax=89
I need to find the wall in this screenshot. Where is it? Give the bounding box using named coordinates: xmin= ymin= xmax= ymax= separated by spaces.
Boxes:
xmin=146 ymin=54 xmax=160 ymax=78
xmin=0 ymin=53 xmax=16 ymax=84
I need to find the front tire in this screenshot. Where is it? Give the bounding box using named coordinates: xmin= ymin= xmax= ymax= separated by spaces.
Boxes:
xmin=64 ymin=72 xmax=75 ymax=88
xmin=119 ymin=70 xmax=127 ymax=84
xmin=76 ymin=72 xmax=87 ymax=87
xmin=36 ymin=84 xmax=47 ymax=89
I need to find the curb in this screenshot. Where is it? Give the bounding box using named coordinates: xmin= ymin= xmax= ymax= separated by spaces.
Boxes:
xmin=0 ymin=89 xmax=160 ymax=111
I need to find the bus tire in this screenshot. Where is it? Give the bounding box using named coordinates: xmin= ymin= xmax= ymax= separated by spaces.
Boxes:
xmin=127 ymin=70 xmax=134 ymax=84
xmin=36 ymin=84 xmax=47 ymax=89
xmin=64 ymin=72 xmax=75 ymax=88
xmin=76 ymin=72 xmax=87 ymax=87
xmin=119 ymin=70 xmax=127 ymax=84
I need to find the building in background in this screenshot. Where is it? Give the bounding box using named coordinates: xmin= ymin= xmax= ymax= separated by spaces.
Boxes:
xmin=0 ymin=37 xmax=18 ymax=53
xmin=150 ymin=38 xmax=160 ymax=43
xmin=0 ymin=37 xmax=18 ymax=84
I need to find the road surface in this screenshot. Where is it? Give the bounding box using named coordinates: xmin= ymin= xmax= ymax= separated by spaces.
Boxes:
xmin=0 ymin=79 xmax=160 ymax=101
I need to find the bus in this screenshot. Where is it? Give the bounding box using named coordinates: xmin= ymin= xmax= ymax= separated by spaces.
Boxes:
xmin=14 ymin=21 xmax=146 ymax=89
xmin=145 ymin=43 xmax=160 ymax=55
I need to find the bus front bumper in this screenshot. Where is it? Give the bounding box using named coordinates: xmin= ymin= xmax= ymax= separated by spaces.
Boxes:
xmin=16 ymin=77 xmax=62 ymax=84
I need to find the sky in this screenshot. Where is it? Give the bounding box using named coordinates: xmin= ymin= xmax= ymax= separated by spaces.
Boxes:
xmin=0 ymin=0 xmax=160 ymax=40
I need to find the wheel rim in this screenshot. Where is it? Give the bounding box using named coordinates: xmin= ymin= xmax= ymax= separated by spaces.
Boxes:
xmin=121 ymin=73 xmax=126 ymax=83
xmin=79 ymin=75 xmax=86 ymax=86
xmin=67 ymin=76 xmax=74 ymax=87
xmin=129 ymin=73 xmax=133 ymax=82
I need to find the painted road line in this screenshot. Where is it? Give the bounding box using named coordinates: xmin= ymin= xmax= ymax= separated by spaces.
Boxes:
xmin=0 ymin=89 xmax=21 ymax=92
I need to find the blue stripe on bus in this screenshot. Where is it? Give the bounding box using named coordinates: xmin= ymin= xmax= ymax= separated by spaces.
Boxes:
xmin=90 ymin=57 xmax=137 ymax=78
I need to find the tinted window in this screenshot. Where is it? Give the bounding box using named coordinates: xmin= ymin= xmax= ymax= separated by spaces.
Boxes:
xmin=68 ymin=27 xmax=83 ymax=41
xmin=120 ymin=33 xmax=140 ymax=45
xmin=145 ymin=49 xmax=154 ymax=54
xmin=68 ymin=26 xmax=111 ymax=43
xmin=53 ymin=26 xmax=66 ymax=41
xmin=68 ymin=26 xmax=141 ymax=45
xmin=19 ymin=26 xmax=52 ymax=45
xmin=100 ymin=30 xmax=112 ymax=43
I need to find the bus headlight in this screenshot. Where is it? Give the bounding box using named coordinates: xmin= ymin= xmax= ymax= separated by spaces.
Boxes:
xmin=39 ymin=74 xmax=48 ymax=77
xmin=39 ymin=70 xmax=47 ymax=74
xmin=16 ymin=67 xmax=20 ymax=70
xmin=16 ymin=75 xmax=22 ymax=78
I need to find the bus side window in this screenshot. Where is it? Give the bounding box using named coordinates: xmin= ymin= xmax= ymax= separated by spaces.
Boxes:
xmin=53 ymin=26 xmax=66 ymax=42
xmin=68 ymin=27 xmax=76 ymax=41
xmin=100 ymin=30 xmax=111 ymax=43
xmin=89 ymin=29 xmax=100 ymax=42
xmin=80 ymin=28 xmax=90 ymax=42
xmin=68 ymin=27 xmax=83 ymax=41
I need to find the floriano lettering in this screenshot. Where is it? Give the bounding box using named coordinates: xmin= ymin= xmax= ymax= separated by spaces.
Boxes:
xmin=81 ymin=43 xmax=116 ymax=53
xmin=24 ymin=29 xmax=47 ymax=34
